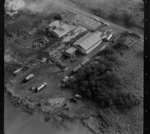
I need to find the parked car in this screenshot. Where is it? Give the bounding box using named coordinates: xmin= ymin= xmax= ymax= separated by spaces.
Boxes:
xmin=22 ymin=74 xmax=34 ymax=83
xmin=62 ymin=76 xmax=69 ymax=82
xmin=75 ymin=94 xmax=82 ymax=99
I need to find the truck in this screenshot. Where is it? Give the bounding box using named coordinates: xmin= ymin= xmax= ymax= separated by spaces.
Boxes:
xmin=62 ymin=76 xmax=69 ymax=82
xmin=34 ymin=82 xmax=47 ymax=93
xmin=22 ymin=74 xmax=34 ymax=83
xmin=75 ymin=94 xmax=82 ymax=99
xmin=13 ymin=68 xmax=22 ymax=76
xmin=29 ymin=86 xmax=35 ymax=92
xmin=41 ymin=58 xmax=47 ymax=62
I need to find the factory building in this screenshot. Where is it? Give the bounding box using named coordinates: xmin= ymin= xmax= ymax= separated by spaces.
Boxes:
xmin=73 ymin=32 xmax=103 ymax=54
xmin=49 ymin=20 xmax=76 ymax=38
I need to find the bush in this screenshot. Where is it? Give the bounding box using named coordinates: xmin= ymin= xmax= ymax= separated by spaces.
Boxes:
xmin=120 ymin=31 xmax=130 ymax=37
xmin=136 ymin=50 xmax=143 ymax=59
xmin=96 ymin=95 xmax=112 ymax=108
xmin=113 ymin=38 xmax=128 ymax=50
xmin=108 ymin=10 xmax=135 ymax=28
xmin=53 ymin=14 xmax=63 ymax=20
xmin=99 ymin=73 xmax=121 ymax=89
xmin=99 ymin=47 xmax=115 ymax=56
xmin=114 ymin=92 xmax=140 ymax=110
xmin=91 ymin=8 xmax=104 ymax=17
xmin=109 ymin=12 xmax=119 ymax=22
xmin=64 ymin=47 xmax=141 ymax=110
xmin=122 ymin=13 xmax=134 ymax=28
xmin=65 ymin=60 xmax=122 ymax=108
xmin=105 ymin=55 xmax=120 ymax=65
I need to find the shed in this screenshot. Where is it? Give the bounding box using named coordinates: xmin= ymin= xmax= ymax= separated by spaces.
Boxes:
xmin=64 ymin=47 xmax=77 ymax=57
xmin=49 ymin=21 xmax=76 ymax=38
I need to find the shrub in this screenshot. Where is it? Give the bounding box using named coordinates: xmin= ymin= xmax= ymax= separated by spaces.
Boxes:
xmin=113 ymin=38 xmax=128 ymax=50
xmin=136 ymin=51 xmax=143 ymax=59
xmin=99 ymin=47 xmax=115 ymax=56
xmin=122 ymin=13 xmax=134 ymax=28
xmin=99 ymin=73 xmax=121 ymax=89
xmin=120 ymin=31 xmax=130 ymax=37
xmin=105 ymin=55 xmax=119 ymax=65
xmin=114 ymin=92 xmax=140 ymax=110
xmin=53 ymin=14 xmax=63 ymax=20
xmin=109 ymin=12 xmax=119 ymax=22
xmin=66 ymin=61 xmax=122 ymax=108
xmin=63 ymin=47 xmax=141 ymax=110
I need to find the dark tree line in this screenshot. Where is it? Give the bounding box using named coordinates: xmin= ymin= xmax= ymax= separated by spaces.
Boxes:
xmin=65 ymin=47 xmax=140 ymax=110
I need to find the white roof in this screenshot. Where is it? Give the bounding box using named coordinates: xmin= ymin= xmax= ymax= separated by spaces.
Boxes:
xmin=65 ymin=47 xmax=77 ymax=54
xmin=73 ymin=32 xmax=103 ymax=51
xmin=53 ymin=24 xmax=76 ymax=38
xmin=49 ymin=21 xmax=76 ymax=38
xmin=49 ymin=20 xmax=61 ymax=28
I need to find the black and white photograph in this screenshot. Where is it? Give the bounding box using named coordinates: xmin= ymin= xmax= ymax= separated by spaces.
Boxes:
xmin=4 ymin=0 xmax=145 ymax=134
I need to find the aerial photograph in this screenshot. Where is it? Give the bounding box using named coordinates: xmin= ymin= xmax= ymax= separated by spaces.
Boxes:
xmin=4 ymin=0 xmax=144 ymax=134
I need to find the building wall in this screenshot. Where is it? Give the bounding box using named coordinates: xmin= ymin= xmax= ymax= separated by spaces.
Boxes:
xmin=75 ymin=39 xmax=102 ymax=54
xmin=64 ymin=51 xmax=75 ymax=57
xmin=86 ymin=40 xmax=102 ymax=54
xmin=75 ymin=46 xmax=87 ymax=54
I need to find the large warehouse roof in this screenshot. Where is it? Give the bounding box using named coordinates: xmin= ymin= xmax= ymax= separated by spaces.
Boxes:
xmin=73 ymin=32 xmax=103 ymax=51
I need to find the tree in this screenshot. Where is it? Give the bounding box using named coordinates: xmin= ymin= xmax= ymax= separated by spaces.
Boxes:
xmin=82 ymin=81 xmax=89 ymax=88
xmin=114 ymin=92 xmax=140 ymax=110
xmin=122 ymin=13 xmax=134 ymax=28
xmin=85 ymin=89 xmax=92 ymax=97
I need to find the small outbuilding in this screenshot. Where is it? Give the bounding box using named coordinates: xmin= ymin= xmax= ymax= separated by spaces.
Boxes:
xmin=64 ymin=47 xmax=77 ymax=57
xmin=49 ymin=20 xmax=76 ymax=38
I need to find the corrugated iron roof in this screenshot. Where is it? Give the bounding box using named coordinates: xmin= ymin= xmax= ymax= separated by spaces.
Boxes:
xmin=73 ymin=32 xmax=102 ymax=51
xmin=49 ymin=20 xmax=61 ymax=28
xmin=49 ymin=21 xmax=76 ymax=38
xmin=65 ymin=47 xmax=77 ymax=54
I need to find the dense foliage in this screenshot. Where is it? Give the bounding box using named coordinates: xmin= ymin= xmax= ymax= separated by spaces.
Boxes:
xmin=65 ymin=47 xmax=140 ymax=110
